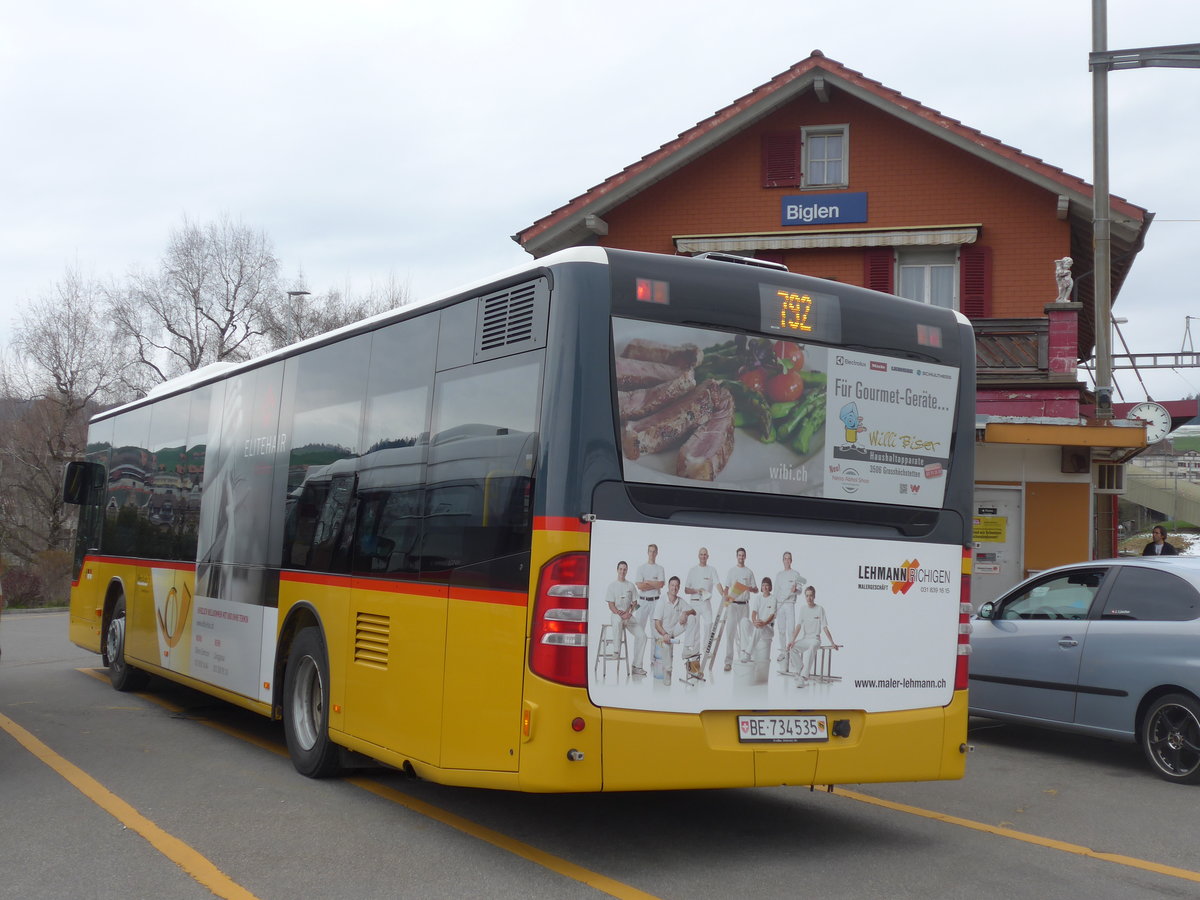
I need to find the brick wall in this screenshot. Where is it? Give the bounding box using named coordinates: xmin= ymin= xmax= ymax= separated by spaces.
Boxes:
xmin=599 ymin=90 xmax=1071 ymax=319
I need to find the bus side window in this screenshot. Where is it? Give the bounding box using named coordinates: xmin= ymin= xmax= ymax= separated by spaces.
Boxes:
xmin=287 ymin=476 xmax=360 ymax=571
xmin=307 ymin=474 xmax=354 ymax=573
xmin=352 ymin=488 xmax=422 ymax=577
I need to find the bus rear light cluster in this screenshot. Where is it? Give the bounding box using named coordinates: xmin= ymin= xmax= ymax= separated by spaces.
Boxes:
xmin=955 ymin=548 xmax=973 ymax=691
xmin=530 ymin=552 xmax=590 ymax=687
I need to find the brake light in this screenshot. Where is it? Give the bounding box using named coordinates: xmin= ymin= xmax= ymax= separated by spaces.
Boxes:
xmin=955 ymin=547 xmax=972 ymax=691
xmin=635 ymin=278 xmax=670 ymax=305
xmin=530 ymin=552 xmax=590 ymax=687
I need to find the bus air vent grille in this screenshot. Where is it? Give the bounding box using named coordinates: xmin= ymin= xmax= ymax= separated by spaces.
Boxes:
xmin=474 ymin=278 xmax=549 ymax=362
xmin=354 ymin=612 xmax=390 ymax=669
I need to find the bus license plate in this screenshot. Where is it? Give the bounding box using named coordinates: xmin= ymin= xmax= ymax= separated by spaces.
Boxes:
xmin=737 ymin=715 xmax=828 ymax=743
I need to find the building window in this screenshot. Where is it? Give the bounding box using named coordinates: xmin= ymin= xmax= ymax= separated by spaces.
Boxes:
xmin=802 ymin=126 xmax=847 ymax=187
xmin=898 ymin=250 xmax=957 ymax=309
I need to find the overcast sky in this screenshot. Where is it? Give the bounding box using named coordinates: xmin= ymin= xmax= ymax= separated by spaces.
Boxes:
xmin=3 ymin=1 xmax=1198 ymax=403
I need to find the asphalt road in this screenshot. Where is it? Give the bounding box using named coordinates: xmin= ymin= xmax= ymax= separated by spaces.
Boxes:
xmin=2 ymin=609 xmax=1198 ymax=900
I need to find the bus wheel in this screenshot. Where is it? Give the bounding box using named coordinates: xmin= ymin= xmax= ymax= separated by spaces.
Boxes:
xmin=283 ymin=627 xmax=342 ymax=778
xmin=106 ymin=594 xmax=149 ymax=692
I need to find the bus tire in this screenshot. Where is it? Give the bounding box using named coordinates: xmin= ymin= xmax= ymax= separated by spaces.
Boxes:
xmin=106 ymin=594 xmax=149 ymax=692
xmin=283 ymin=627 xmax=342 ymax=778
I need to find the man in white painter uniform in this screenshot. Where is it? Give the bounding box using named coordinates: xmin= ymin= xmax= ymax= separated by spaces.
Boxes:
xmin=683 ymin=547 xmax=722 ymax=654
xmin=653 ymin=576 xmax=695 ymax=685
xmin=722 ymin=547 xmax=758 ymax=672
xmin=787 ymin=585 xmax=841 ymax=686
xmin=773 ymin=551 xmax=806 ymax=668
xmin=631 ymin=543 xmax=665 ymax=677
xmin=604 ymin=561 xmax=638 ymax=666
xmin=736 ymin=576 xmax=776 ymax=664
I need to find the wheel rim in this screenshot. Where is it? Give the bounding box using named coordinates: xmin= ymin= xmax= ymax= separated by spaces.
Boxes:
xmin=1146 ymin=702 xmax=1200 ymax=779
xmin=106 ymin=614 xmax=125 ymax=667
xmin=291 ymin=655 xmax=324 ymax=752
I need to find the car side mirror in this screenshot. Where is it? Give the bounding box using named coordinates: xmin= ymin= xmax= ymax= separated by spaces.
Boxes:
xmin=977 ymin=601 xmax=995 ymax=620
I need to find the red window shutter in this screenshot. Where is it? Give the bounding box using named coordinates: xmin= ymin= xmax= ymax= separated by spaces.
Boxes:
xmin=762 ymin=133 xmax=802 ymax=188
xmin=863 ymin=248 xmax=894 ymax=294
xmin=959 ymin=244 xmax=992 ymax=319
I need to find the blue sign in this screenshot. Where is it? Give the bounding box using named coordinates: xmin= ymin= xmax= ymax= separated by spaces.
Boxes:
xmin=781 ymin=192 xmax=868 ymax=227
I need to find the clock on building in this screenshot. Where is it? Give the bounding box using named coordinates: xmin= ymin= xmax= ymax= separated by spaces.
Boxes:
xmin=1128 ymin=401 xmax=1172 ymax=444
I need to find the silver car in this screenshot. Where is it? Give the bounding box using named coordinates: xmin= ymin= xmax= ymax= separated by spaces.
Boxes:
xmin=970 ymin=556 xmax=1200 ymax=785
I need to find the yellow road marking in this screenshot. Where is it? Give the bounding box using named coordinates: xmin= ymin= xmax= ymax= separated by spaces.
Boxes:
xmin=349 ymin=777 xmax=660 ymax=900
xmin=0 ymin=711 xmax=260 ymax=900
xmin=74 ymin=669 xmax=1200 ymax=891
xmin=78 ymin=668 xmax=656 ymax=898
xmin=829 ymin=786 xmax=1200 ymax=884
xmin=79 ymin=668 xmax=287 ymax=758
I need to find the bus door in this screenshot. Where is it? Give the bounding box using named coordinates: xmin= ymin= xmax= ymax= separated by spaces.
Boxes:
xmin=345 ymin=582 xmax=448 ymax=767
xmin=342 ymin=465 xmax=449 ymax=768
xmin=126 ymin=562 xmax=162 ymax=668
xmin=149 ymin=565 xmax=190 ymax=673
xmin=434 ymin=438 xmax=533 ymax=773
xmin=63 ymin=460 xmax=107 ymax=647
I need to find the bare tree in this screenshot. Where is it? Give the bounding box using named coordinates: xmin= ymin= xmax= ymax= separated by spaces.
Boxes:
xmin=0 ymin=220 xmax=406 ymax=601
xmin=262 ymin=273 xmax=410 ymax=350
xmin=111 ymin=214 xmax=281 ymax=383
xmin=0 ymin=268 xmax=129 ymax=575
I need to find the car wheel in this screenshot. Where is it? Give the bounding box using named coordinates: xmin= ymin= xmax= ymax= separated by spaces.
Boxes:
xmin=282 ymin=627 xmax=342 ymax=778
xmin=1141 ymin=693 xmax=1200 ymax=785
xmin=106 ymin=594 xmax=150 ymax=692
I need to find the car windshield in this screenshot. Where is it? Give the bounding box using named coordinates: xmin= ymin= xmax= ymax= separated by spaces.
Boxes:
xmin=999 ymin=570 xmax=1104 ymax=621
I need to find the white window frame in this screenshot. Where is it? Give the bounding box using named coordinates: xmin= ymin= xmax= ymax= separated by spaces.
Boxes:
xmin=802 ymin=125 xmax=848 ymax=188
xmin=897 ymin=249 xmax=959 ymax=310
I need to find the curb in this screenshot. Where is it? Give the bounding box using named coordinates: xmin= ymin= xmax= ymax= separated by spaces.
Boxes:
xmin=1 ymin=606 xmax=69 ymax=616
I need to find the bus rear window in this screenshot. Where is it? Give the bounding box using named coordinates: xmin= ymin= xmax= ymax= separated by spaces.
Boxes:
xmin=613 ymin=318 xmax=959 ymax=508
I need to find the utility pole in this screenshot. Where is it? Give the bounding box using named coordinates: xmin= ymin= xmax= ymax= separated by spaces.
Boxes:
xmin=1089 ymin=0 xmax=1200 ymax=418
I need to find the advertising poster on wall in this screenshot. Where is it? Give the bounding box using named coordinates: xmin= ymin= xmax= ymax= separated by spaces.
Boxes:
xmin=588 ymin=519 xmax=960 ymax=715
xmin=613 ymin=320 xmax=958 ymax=508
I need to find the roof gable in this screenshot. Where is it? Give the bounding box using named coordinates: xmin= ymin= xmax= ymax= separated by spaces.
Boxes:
xmin=515 ymin=50 xmax=1149 ymax=258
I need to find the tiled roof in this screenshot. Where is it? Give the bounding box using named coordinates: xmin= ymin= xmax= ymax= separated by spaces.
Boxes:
xmin=516 ymin=50 xmax=1149 ymax=252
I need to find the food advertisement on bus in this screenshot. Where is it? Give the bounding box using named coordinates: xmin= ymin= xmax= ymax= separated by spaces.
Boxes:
xmin=613 ymin=319 xmax=958 ymax=508
xmin=587 ymin=519 xmax=960 ymax=715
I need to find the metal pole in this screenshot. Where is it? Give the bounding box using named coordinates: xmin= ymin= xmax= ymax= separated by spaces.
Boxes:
xmin=1092 ymin=0 xmax=1113 ymax=418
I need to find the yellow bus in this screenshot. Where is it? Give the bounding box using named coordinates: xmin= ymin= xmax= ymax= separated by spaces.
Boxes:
xmin=64 ymin=248 xmax=975 ymax=790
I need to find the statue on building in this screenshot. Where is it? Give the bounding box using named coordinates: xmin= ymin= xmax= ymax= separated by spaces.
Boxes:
xmin=1054 ymin=256 xmax=1074 ymax=303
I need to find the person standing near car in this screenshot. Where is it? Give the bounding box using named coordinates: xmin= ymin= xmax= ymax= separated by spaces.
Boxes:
xmin=1143 ymin=526 xmax=1179 ymax=556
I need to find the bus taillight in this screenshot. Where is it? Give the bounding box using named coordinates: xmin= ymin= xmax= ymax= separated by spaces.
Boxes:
xmin=955 ymin=548 xmax=972 ymax=691
xmin=530 ymin=552 xmax=590 ymax=687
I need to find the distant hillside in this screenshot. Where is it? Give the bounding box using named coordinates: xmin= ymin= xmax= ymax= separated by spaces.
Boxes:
xmin=1173 ymin=435 xmax=1200 ymax=452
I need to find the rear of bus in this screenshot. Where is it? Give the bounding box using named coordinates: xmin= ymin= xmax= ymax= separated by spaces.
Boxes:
xmin=522 ymin=249 xmax=974 ymax=791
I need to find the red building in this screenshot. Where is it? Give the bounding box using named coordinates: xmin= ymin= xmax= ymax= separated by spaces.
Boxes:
xmin=517 ymin=51 xmax=1167 ymax=604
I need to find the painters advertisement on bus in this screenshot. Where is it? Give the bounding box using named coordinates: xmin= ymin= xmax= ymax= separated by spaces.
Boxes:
xmin=614 ymin=320 xmax=958 ymax=507
xmin=587 ymin=519 xmax=960 ymax=715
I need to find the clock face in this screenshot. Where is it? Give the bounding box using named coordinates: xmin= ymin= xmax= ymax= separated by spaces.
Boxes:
xmin=1129 ymin=402 xmax=1171 ymax=443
